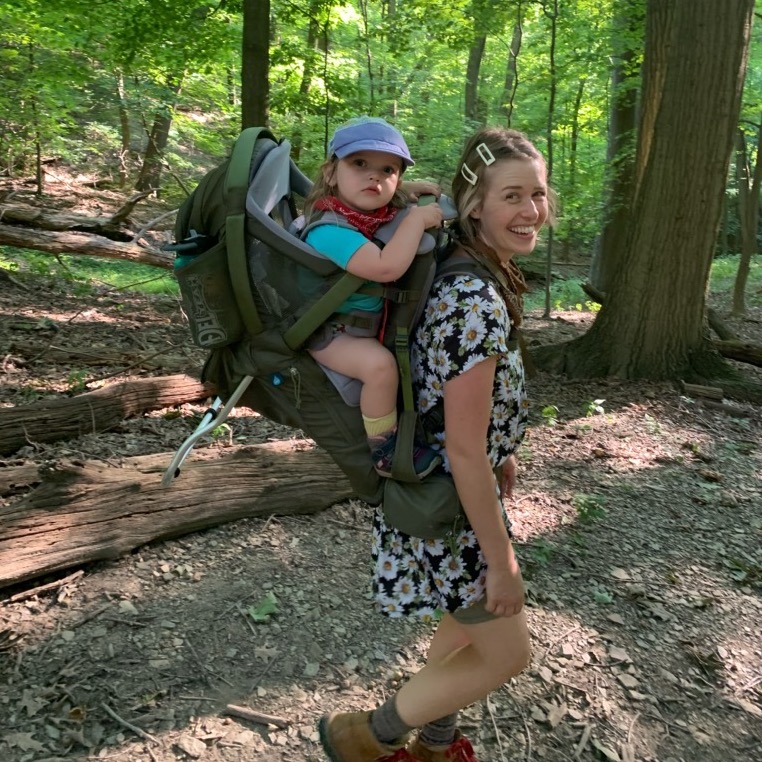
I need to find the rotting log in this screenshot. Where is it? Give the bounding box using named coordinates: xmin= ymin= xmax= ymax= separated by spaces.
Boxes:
xmin=712 ymin=339 xmax=762 ymax=368
xmin=10 ymin=340 xmax=192 ymax=374
xmin=0 ymin=441 xmax=354 ymax=590
xmin=0 ymin=374 xmax=214 ymax=456
xmin=0 ymin=222 xmax=172 ymax=269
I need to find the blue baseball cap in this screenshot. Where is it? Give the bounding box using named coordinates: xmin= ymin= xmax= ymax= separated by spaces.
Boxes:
xmin=328 ymin=116 xmax=414 ymax=167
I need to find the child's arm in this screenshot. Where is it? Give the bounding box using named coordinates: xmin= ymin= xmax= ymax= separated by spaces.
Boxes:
xmin=345 ymin=203 xmax=444 ymax=282
xmin=402 ymin=180 xmax=441 ymax=201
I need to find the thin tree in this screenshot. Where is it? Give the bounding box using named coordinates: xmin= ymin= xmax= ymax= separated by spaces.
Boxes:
xmin=242 ymin=0 xmax=270 ymax=129
xmin=733 ymin=120 xmax=762 ymax=316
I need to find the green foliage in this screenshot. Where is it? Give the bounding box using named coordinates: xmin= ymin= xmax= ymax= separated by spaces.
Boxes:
xmin=525 ymin=277 xmax=601 ymax=313
xmin=541 ymin=404 xmax=560 ymax=426
xmin=0 ymin=249 xmax=177 ymax=295
xmin=247 ymin=592 xmax=280 ymax=622
xmin=572 ymin=493 xmax=607 ymax=523
xmin=583 ymin=398 xmax=606 ymax=416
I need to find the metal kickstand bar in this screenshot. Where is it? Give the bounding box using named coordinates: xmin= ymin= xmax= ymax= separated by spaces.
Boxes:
xmin=160 ymin=375 xmax=255 ymax=487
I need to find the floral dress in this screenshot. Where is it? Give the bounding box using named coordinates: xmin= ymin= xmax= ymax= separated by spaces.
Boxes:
xmin=371 ymin=273 xmax=529 ymax=620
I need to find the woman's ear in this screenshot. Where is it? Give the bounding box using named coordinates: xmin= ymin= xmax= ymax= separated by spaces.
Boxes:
xmin=469 ymin=204 xmax=482 ymax=220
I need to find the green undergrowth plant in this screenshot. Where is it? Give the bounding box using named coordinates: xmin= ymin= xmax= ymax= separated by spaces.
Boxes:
xmin=1 ymin=248 xmax=178 ymax=296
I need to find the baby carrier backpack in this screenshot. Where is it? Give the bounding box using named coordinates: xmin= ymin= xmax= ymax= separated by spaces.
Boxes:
xmin=161 ymin=127 xmax=453 ymax=504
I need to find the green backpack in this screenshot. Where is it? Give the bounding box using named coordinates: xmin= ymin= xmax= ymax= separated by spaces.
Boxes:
xmin=163 ymin=127 xmax=453 ymax=504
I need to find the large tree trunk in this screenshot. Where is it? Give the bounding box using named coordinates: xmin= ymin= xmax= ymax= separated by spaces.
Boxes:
xmin=0 ymin=375 xmax=212 ymax=456
xmin=538 ymin=0 xmax=754 ymax=380
xmin=0 ymin=441 xmax=353 ymax=590
xmin=242 ymin=0 xmax=270 ymax=129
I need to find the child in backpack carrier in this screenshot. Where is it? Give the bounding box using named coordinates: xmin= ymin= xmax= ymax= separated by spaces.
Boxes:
xmin=302 ymin=116 xmax=444 ymax=479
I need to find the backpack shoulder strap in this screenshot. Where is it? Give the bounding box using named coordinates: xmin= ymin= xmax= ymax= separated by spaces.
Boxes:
xmin=225 ymin=127 xmax=273 ymax=336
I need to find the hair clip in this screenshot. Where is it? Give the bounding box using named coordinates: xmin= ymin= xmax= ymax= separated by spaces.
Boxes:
xmin=460 ymin=143 xmax=496 ymax=186
xmin=476 ymin=143 xmax=495 ymax=166
xmin=460 ymin=163 xmax=478 ymax=185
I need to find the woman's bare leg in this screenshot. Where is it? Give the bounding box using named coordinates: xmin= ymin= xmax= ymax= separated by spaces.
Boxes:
xmin=309 ymin=334 xmax=398 ymax=418
xmin=394 ymin=611 xmax=530 ymax=727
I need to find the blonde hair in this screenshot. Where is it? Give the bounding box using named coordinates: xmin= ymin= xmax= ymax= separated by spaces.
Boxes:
xmin=452 ymin=127 xmax=557 ymax=250
xmin=303 ymin=156 xmax=409 ymax=221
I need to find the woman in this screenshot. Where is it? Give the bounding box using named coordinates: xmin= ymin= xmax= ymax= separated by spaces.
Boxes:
xmin=319 ymin=126 xmax=555 ymax=762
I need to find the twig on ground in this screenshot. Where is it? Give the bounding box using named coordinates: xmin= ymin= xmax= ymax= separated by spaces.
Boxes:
xmin=101 ymin=702 xmax=159 ymax=745
xmin=4 ymin=570 xmax=84 ymax=603
xmin=573 ymin=724 xmax=592 ymax=759
xmin=224 ymin=704 xmax=290 ymax=729
xmin=486 ymin=695 xmax=507 ymax=762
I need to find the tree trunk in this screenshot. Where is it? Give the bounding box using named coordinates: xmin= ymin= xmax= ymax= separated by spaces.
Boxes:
xmin=543 ymin=0 xmax=754 ymax=380
xmin=135 ymin=78 xmax=182 ymax=193
xmin=242 ymin=0 xmax=270 ymax=129
xmin=733 ymin=121 xmax=762 ymax=316
xmin=116 ymin=71 xmax=131 ymax=187
xmin=465 ymin=34 xmax=486 ymax=125
xmin=542 ymin=0 xmax=558 ymax=318
xmin=500 ymin=20 xmax=523 ymax=125
xmin=0 ymin=441 xmax=353 ymax=590
xmin=0 ymin=375 xmax=213 ymax=456
xmin=291 ymin=2 xmax=323 ymax=163
xmin=590 ymin=0 xmax=642 ymax=294
xmin=560 ymin=76 xmax=585 ymax=261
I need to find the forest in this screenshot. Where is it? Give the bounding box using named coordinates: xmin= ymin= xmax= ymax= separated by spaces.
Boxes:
xmin=0 ymin=2 xmax=761 ymax=762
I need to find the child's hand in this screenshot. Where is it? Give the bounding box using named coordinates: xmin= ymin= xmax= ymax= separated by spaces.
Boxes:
xmin=409 ymin=202 xmax=444 ymax=230
xmin=403 ymin=180 xmax=442 ymax=201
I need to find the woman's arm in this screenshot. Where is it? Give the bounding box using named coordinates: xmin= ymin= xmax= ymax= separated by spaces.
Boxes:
xmin=444 ymin=357 xmax=524 ymax=617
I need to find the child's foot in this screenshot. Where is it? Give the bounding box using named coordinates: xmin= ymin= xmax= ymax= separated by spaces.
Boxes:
xmin=370 ymin=432 xmax=441 ymax=479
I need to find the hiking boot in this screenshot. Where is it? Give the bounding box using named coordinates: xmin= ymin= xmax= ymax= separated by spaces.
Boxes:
xmin=409 ymin=730 xmax=480 ymax=762
xmin=318 ymin=711 xmax=415 ymax=762
xmin=370 ymin=432 xmax=441 ymax=479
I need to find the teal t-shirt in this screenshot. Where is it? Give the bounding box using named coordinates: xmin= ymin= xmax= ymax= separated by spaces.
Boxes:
xmin=305 ymin=224 xmax=383 ymax=314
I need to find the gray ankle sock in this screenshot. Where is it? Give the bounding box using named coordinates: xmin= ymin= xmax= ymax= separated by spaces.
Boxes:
xmin=370 ymin=695 xmax=414 ymax=745
xmin=418 ymin=712 xmax=458 ymax=748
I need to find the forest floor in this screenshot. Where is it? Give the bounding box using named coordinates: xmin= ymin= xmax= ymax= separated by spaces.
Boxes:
xmin=0 ymin=181 xmax=761 ymax=762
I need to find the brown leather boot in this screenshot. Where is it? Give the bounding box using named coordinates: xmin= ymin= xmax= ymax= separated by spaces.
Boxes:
xmin=409 ymin=730 xmax=480 ymax=761
xmin=318 ymin=711 xmax=415 ymax=762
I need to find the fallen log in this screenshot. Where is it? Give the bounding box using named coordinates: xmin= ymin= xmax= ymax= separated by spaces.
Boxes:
xmin=10 ymin=340 xmax=191 ymax=374
xmin=712 ymin=339 xmax=762 ymax=368
xmin=0 ymin=441 xmax=354 ymax=590
xmin=0 ymin=222 xmax=172 ymax=269
xmin=0 ymin=374 xmax=214 ymax=455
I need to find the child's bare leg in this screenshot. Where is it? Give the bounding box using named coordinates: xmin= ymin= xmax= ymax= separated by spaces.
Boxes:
xmin=394 ymin=611 xmax=530 ymax=726
xmin=309 ymin=334 xmax=398 ymax=418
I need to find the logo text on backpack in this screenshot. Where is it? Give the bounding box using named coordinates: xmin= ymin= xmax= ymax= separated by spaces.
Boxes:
xmin=185 ymin=274 xmax=229 ymax=347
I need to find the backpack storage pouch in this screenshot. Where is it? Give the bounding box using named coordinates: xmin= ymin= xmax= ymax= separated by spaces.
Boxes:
xmin=175 ymin=240 xmax=244 ymax=349
xmin=382 ymin=472 xmax=464 ymax=539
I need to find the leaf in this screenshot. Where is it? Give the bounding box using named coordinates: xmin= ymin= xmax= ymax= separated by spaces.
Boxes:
xmin=591 ymin=738 xmax=621 ymax=761
xmin=3 ymin=732 xmax=45 ymax=752
xmin=247 ymin=592 xmax=279 ymax=622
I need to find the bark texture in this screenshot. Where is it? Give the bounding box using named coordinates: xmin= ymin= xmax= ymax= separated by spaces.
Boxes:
xmin=0 ymin=375 xmax=213 ymax=456
xmin=556 ymin=0 xmax=754 ymax=380
xmin=0 ymin=441 xmax=353 ymax=590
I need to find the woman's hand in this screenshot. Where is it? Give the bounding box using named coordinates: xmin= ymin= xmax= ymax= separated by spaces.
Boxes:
xmin=403 ymin=180 xmax=441 ymax=201
xmin=485 ymin=560 xmax=525 ymax=618
xmin=501 ymin=454 xmax=517 ymax=500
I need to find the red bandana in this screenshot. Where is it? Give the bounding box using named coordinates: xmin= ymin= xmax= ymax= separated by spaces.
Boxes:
xmin=314 ymin=197 xmax=398 ymax=239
